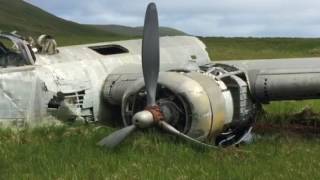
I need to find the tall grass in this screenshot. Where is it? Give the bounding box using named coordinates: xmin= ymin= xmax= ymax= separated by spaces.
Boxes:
xmin=1 ymin=125 xmax=320 ymax=179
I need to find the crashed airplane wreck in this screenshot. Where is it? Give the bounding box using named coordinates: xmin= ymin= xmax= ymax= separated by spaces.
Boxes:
xmin=1 ymin=3 xmax=320 ymax=148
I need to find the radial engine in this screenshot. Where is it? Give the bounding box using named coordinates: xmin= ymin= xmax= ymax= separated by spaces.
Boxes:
xmin=102 ymin=64 xmax=258 ymax=147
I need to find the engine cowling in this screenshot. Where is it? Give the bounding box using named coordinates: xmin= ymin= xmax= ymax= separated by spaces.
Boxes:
xmin=121 ymin=71 xmax=235 ymax=144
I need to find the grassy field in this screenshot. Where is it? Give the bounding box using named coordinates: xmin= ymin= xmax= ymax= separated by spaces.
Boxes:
xmin=202 ymin=37 xmax=320 ymax=60
xmin=0 ymin=36 xmax=320 ymax=179
xmin=1 ymin=125 xmax=320 ymax=180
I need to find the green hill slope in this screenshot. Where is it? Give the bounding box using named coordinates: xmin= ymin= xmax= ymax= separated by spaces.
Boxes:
xmin=0 ymin=0 xmax=130 ymax=44
xmin=0 ymin=0 xmax=119 ymax=36
xmin=93 ymin=24 xmax=186 ymax=36
xmin=0 ymin=0 xmax=186 ymax=45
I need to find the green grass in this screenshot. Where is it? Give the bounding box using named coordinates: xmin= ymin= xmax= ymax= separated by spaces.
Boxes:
xmin=1 ymin=125 xmax=320 ymax=179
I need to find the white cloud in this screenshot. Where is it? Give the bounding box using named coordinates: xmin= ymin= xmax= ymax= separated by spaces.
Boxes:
xmin=25 ymin=0 xmax=320 ymax=37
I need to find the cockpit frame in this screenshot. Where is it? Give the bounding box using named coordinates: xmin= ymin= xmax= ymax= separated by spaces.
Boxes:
xmin=0 ymin=33 xmax=36 ymax=68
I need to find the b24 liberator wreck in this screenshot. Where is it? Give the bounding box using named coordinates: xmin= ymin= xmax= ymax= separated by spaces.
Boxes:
xmin=1 ymin=3 xmax=320 ymax=148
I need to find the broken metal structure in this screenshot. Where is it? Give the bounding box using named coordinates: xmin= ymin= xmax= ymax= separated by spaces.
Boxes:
xmin=1 ymin=3 xmax=320 ymax=148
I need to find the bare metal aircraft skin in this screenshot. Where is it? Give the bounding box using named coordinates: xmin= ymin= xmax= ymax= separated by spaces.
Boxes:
xmin=1 ymin=3 xmax=319 ymax=147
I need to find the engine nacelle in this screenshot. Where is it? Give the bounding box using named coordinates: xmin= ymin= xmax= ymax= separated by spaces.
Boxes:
xmin=102 ymin=66 xmax=257 ymax=146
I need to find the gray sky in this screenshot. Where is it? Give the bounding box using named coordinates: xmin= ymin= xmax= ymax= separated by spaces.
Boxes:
xmin=26 ymin=0 xmax=320 ymax=37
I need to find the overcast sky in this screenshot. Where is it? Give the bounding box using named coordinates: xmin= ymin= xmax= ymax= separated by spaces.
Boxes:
xmin=26 ymin=0 xmax=320 ymax=37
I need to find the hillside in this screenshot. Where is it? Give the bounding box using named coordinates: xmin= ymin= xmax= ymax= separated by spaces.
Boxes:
xmin=93 ymin=24 xmax=186 ymax=37
xmin=0 ymin=0 xmax=186 ymax=45
xmin=0 ymin=1 xmax=119 ymax=35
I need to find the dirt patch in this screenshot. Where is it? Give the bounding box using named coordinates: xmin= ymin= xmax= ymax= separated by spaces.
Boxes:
xmin=255 ymin=106 xmax=320 ymax=135
xmin=254 ymin=123 xmax=320 ymax=135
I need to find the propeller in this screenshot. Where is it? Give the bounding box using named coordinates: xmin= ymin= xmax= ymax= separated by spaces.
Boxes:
xmin=142 ymin=2 xmax=159 ymax=106
xmin=98 ymin=3 xmax=217 ymax=149
xmin=97 ymin=125 xmax=136 ymax=148
xmin=158 ymin=121 xmax=218 ymax=148
xmin=98 ymin=3 xmax=159 ymax=147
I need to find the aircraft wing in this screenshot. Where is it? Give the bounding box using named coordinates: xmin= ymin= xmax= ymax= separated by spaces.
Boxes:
xmin=219 ymin=57 xmax=320 ymax=103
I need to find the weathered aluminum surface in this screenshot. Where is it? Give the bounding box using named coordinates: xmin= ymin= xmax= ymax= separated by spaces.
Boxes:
xmin=254 ymin=69 xmax=320 ymax=102
xmin=0 ymin=36 xmax=210 ymax=126
xmin=102 ymin=73 xmax=141 ymax=105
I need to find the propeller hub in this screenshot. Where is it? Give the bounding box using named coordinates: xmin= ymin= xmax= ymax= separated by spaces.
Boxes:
xmin=132 ymin=110 xmax=154 ymax=128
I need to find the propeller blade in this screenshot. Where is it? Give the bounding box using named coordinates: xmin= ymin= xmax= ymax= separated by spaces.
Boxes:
xmin=142 ymin=3 xmax=160 ymax=106
xmin=98 ymin=125 xmax=136 ymax=148
xmin=158 ymin=121 xmax=218 ymax=149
